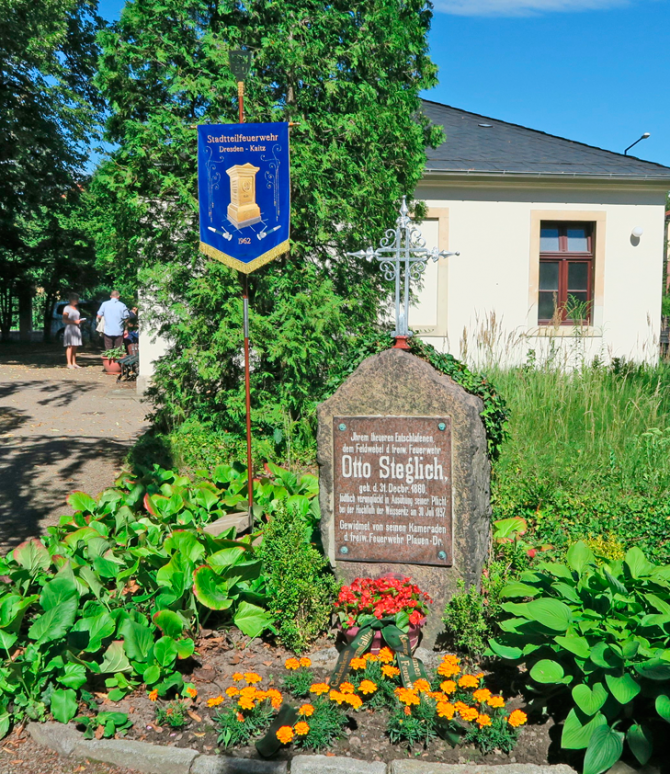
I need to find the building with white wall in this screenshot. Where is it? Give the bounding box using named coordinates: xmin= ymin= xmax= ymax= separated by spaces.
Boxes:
xmin=410 ymin=101 xmax=670 ymax=367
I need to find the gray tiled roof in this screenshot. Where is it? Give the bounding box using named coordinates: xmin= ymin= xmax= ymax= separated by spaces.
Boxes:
xmin=422 ymin=100 xmax=670 ymax=181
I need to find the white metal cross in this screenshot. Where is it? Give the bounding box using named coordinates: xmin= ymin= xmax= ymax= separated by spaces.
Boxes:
xmin=347 ymin=197 xmax=459 ymax=340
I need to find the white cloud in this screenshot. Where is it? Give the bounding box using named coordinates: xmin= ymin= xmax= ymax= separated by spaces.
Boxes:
xmin=434 ymin=0 xmax=630 ymax=16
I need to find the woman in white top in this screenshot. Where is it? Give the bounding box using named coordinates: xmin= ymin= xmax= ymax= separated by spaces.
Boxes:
xmin=62 ymin=293 xmax=84 ymax=369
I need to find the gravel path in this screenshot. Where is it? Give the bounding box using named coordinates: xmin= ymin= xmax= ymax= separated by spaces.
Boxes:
xmin=0 ymin=343 xmax=149 ymax=552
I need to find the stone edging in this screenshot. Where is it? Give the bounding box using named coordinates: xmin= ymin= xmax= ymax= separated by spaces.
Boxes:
xmin=29 ymin=722 xmax=579 ymax=774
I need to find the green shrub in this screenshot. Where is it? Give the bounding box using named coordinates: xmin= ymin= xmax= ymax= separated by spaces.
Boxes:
xmin=259 ymin=505 xmax=338 ymax=653
xmin=489 ymin=541 xmax=670 ymax=774
xmin=156 ymin=700 xmax=189 ymax=728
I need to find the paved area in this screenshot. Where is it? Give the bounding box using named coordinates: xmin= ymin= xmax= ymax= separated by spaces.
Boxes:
xmin=0 ymin=344 xmax=149 ymax=552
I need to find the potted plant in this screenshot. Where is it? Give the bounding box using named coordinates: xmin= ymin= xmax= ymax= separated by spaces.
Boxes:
xmin=334 ymin=576 xmax=432 ymax=654
xmin=101 ymin=346 xmax=126 ymax=374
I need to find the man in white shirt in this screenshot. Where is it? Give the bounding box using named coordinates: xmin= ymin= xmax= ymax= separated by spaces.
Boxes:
xmin=97 ymin=291 xmax=130 ymax=351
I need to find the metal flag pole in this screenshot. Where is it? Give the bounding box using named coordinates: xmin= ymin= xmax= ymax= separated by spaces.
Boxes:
xmin=230 ymin=48 xmax=254 ymax=524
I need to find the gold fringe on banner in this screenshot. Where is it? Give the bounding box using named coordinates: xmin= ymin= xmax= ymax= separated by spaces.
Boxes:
xmin=199 ymin=239 xmax=290 ymax=274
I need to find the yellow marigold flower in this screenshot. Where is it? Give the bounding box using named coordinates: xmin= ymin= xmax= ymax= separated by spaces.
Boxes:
xmin=437 ymin=662 xmax=460 ymax=678
xmin=244 ymin=672 xmax=261 ymax=684
xmin=350 ymin=657 xmax=367 ymax=671
xmin=473 ymin=688 xmax=492 ymax=703
xmin=345 ymin=694 xmax=363 ymax=710
xmin=458 ymin=675 xmax=480 ymax=689
xmin=285 ymin=658 xmax=300 ymax=670
xmin=440 ymin=680 xmax=457 ymax=694
xmin=329 ymin=690 xmax=346 ymax=705
xmin=508 ymin=710 xmax=527 ymax=728
xmin=474 ymin=672 xmax=485 ymax=679
xmin=276 ymin=726 xmax=294 ymax=744
xmin=265 ymin=688 xmax=282 ymax=709
xmin=363 ymin=652 xmax=378 ymax=663
xmin=240 ymin=686 xmax=258 ymax=697
xmin=339 ymin=682 xmax=355 ymax=694
xmin=298 ymin=703 xmax=314 ymax=717
xmin=148 ymin=689 xmax=158 ymax=702
xmin=437 ymin=701 xmax=455 ymax=719
xmin=454 ymin=701 xmax=468 ymax=713
xmin=403 ymin=706 xmax=411 ymax=716
xmin=310 ymin=682 xmax=330 ymax=696
xmin=359 ymin=680 xmax=378 ymax=695
xmin=459 ymin=706 xmax=480 ymax=722
xmin=412 ymin=679 xmax=431 ymax=693
xmin=487 ymin=695 xmax=505 ymax=709
xmin=186 ymin=686 xmax=198 ymax=699
xmin=226 ymin=687 xmax=240 ymax=697
xmin=381 ymin=665 xmax=400 ymax=679
xmin=232 ymin=672 xmax=244 ymax=682
xmin=477 ymin=713 xmax=492 ymax=728
xmin=299 ymin=657 xmax=312 ymax=668
xmin=207 ymin=695 xmax=224 ymax=707
xmin=238 ymin=696 xmax=256 ymax=711
xmin=378 ymin=647 xmax=395 ymax=664
xmin=294 ymin=721 xmax=310 ymax=736
xmin=395 ymin=688 xmax=420 ymax=707
xmin=254 ymin=690 xmax=267 ymax=701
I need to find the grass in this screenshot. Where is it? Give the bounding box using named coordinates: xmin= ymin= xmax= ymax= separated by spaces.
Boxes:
xmin=490 ymin=359 xmax=670 ymax=561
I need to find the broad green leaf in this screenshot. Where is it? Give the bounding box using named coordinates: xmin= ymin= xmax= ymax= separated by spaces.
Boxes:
xmin=67 ymin=491 xmax=97 ymax=513
xmin=71 ymin=611 xmax=115 ymax=653
xmin=12 ymin=539 xmax=50 ymax=573
xmin=492 ymin=517 xmax=527 ymax=540
xmin=555 ymin=634 xmax=590 ymax=659
xmin=572 ymin=683 xmax=608 ymax=716
xmin=233 ymin=601 xmax=272 ymax=639
xmin=551 ymin=582 xmax=581 ymax=604
xmin=223 ymin=559 xmax=262 ymax=587
xmin=627 ymin=724 xmax=652 ymax=766
xmin=51 ymin=689 xmax=78 ymax=724
xmin=561 ymin=709 xmax=607 ymax=749
xmin=0 ymin=630 xmax=17 ymax=651
xmin=41 ymin=577 xmax=78 ymax=611
xmin=192 ymin=566 xmax=232 ymax=610
xmin=58 ymin=663 xmax=87 ymax=689
xmin=0 ymin=714 xmax=9 ymax=740
xmin=583 ymin=724 xmax=624 ymax=774
xmin=655 ymin=693 xmax=670 ymax=721
xmin=499 ymin=582 xmax=539 ymax=599
xmin=154 ymin=636 xmax=178 ymax=667
xmin=530 ymin=659 xmax=565 ymax=684
xmin=525 ymin=598 xmax=572 ymax=631
xmin=605 ymin=673 xmax=640 ymax=705
xmin=29 ymin=579 xmax=79 ymax=645
xmin=566 ymin=541 xmax=595 ymax=574
xmin=176 ymin=638 xmax=195 ymax=659
xmin=99 ymin=641 xmax=131 ymax=673
xmin=144 ymin=664 xmax=161 ymax=685
xmin=488 ymin=639 xmax=523 ymax=660
xmin=625 ymin=547 xmax=654 ymax=579
xmin=152 ymin=610 xmax=184 ymax=640
xmin=208 ymin=547 xmax=246 ymax=572
xmin=119 ymin=619 xmax=154 ymax=662
xmin=590 ymin=643 xmax=622 ymax=669
xmin=164 ymin=530 xmax=205 ymax=563
xmin=635 ymin=658 xmax=670 ymax=681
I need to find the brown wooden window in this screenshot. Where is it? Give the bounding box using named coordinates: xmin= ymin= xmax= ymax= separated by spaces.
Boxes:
xmin=539 ymin=222 xmax=594 ymax=325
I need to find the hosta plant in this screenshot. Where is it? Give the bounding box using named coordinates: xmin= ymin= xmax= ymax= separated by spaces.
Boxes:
xmin=489 ymin=541 xmax=670 ymax=774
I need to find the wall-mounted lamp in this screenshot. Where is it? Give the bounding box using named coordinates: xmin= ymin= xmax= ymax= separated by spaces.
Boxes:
xmin=632 ymin=226 xmax=644 ymax=238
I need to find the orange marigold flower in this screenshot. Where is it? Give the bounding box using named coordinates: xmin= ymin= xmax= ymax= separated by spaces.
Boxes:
xmin=458 ymin=675 xmax=480 ymax=689
xmin=339 ymin=682 xmax=355 ymax=694
xmin=477 ymin=713 xmax=492 ymax=728
xmin=207 ymin=695 xmax=224 ymax=707
xmin=238 ymin=696 xmax=256 ymax=711
xmin=381 ymin=665 xmax=400 ymax=679
xmin=148 ymin=689 xmax=158 ymax=702
xmin=487 ymin=695 xmax=505 ymax=709
xmin=240 ymin=686 xmax=258 ymax=697
xmin=440 ymin=680 xmax=457 ymax=694
xmin=412 ymin=679 xmax=431 ymax=693
xmin=454 ymin=701 xmax=468 ymax=712
xmin=294 ymin=721 xmax=310 ymax=736
xmin=437 ymin=662 xmax=461 ymax=678
xmin=377 ymin=647 xmax=395 ymax=664
xmin=236 ymin=712 xmax=245 ymax=722
xmin=437 ymin=701 xmax=455 ymax=719
xmin=359 ymin=680 xmax=378 ymax=695
xmin=285 ymin=658 xmax=300 ymax=670
xmin=298 ymin=704 xmax=314 ymax=717
xmin=329 ymin=690 xmax=346 ymax=705
xmin=186 ymin=686 xmax=198 ymax=699
xmin=395 ymin=687 xmax=420 ymax=707
xmin=244 ymin=672 xmax=261 ymax=684
xmin=459 ymin=706 xmax=480 ymax=722
xmin=475 ymin=672 xmax=485 ymax=679
xmin=350 ymin=657 xmax=367 ymax=671
xmin=473 ymin=688 xmax=492 ymax=703
xmin=226 ymin=687 xmax=240 ymax=697
xmin=345 ymin=694 xmax=363 ymax=710
xmin=404 ymin=706 xmax=412 ymax=716
xmin=276 ymin=726 xmax=294 ymax=744
xmin=299 ymin=657 xmax=312 ymax=668
xmin=363 ymin=652 xmax=378 ymax=663
xmin=232 ymin=672 xmax=244 ymax=682
xmin=508 ymin=710 xmax=527 ymax=728
xmin=265 ymin=689 xmax=282 ymax=709
xmin=310 ymin=682 xmax=330 ymax=696
xmin=428 ymin=692 xmax=447 ymax=702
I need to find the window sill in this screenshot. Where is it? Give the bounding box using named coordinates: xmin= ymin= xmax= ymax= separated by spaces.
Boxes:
xmin=528 ymin=326 xmax=602 ymax=338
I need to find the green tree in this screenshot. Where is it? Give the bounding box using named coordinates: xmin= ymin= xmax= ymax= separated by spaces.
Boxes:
xmin=95 ymin=0 xmax=442 ymax=458
xmin=0 ymin=0 xmax=102 ymax=340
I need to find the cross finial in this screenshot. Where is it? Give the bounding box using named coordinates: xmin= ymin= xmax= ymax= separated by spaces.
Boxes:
xmin=347 ymin=197 xmax=460 ymax=348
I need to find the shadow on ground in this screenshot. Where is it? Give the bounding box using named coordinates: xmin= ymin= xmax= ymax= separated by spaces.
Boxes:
xmin=0 ymin=379 xmax=98 ymax=407
xmin=0 ymin=342 xmax=103 ymax=369
xmin=0 ymin=434 xmax=130 ymax=550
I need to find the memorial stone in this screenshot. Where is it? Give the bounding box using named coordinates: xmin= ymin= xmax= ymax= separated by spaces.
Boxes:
xmin=318 ymin=347 xmax=491 ymax=647
xmin=226 ymin=162 xmax=261 ymax=228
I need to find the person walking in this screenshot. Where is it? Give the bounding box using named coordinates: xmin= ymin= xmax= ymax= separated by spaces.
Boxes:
xmin=62 ymin=294 xmax=84 ymax=369
xmin=97 ymin=290 xmax=130 ymax=351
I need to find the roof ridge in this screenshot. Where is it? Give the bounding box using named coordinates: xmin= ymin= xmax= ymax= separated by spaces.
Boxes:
xmin=420 ymin=98 xmax=670 ymax=173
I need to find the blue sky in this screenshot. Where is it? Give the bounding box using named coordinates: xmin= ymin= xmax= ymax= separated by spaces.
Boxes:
xmin=97 ymin=0 xmax=670 ymax=167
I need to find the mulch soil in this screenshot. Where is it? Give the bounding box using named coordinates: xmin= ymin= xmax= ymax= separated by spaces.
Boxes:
xmin=77 ymin=629 xmax=568 ymax=769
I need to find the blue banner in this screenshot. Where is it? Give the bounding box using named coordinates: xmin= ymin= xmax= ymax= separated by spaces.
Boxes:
xmin=198 ymin=122 xmax=290 ymax=273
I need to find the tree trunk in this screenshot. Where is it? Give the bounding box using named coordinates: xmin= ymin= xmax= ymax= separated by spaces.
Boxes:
xmin=42 ymin=292 xmax=56 ymax=343
xmin=0 ymin=285 xmax=14 ymax=343
xmin=18 ymin=283 xmax=32 ymax=342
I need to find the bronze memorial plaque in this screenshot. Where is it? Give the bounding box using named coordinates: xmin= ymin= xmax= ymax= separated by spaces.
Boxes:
xmin=333 ymin=416 xmax=452 ymax=567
